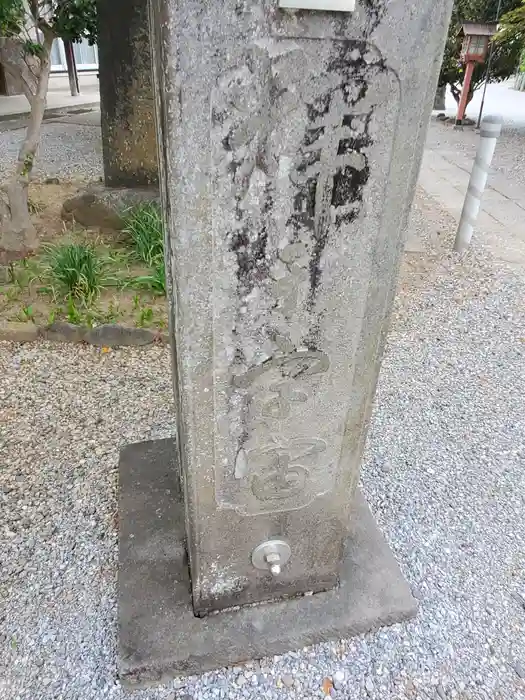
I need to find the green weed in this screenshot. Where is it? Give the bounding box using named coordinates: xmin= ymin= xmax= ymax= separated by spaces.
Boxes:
xmin=19 ymin=305 xmax=34 ymax=322
xmin=8 ymin=259 xmax=34 ymax=289
xmin=5 ymin=286 xmax=21 ymax=302
xmin=41 ymin=243 xmax=104 ymax=302
xmin=66 ymin=296 xmax=82 ymax=324
xmin=132 ymin=259 xmax=166 ymax=296
xmin=123 ymin=203 xmax=164 ymax=267
xmin=103 ymin=299 xmax=120 ymax=323
xmin=137 ymin=307 xmax=154 ymax=327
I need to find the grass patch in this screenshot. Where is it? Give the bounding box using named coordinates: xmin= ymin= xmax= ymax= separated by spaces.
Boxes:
xmin=132 ymin=259 xmax=166 ymax=296
xmin=0 ymin=184 xmax=169 ymax=330
xmin=1 ymin=238 xmax=168 ymax=330
xmin=40 ymin=242 xmax=106 ymax=302
xmin=123 ymin=203 xmax=164 ymax=267
xmin=122 ymin=203 xmax=166 ymax=295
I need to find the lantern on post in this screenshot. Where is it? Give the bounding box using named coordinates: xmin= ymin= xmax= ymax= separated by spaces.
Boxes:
xmin=456 ymin=22 xmax=498 ymax=124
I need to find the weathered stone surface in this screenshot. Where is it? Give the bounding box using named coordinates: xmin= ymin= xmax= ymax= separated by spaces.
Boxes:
xmin=43 ymin=322 xmax=86 ymax=343
xmin=0 ymin=322 xmax=39 ymax=342
xmin=150 ymin=0 xmax=454 ymax=615
xmin=97 ymin=0 xmax=158 ymax=187
xmin=84 ymin=325 xmax=157 ymax=347
xmin=61 ymin=186 xmax=159 ymax=230
xmin=118 ymin=439 xmax=417 ymax=686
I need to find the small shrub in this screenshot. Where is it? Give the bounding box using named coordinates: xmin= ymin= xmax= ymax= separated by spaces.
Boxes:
xmin=123 ymin=203 xmax=164 ymax=267
xmin=42 ymin=243 xmax=104 ymax=302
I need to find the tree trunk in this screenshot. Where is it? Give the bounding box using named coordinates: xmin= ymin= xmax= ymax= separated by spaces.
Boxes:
xmin=0 ymin=178 xmax=36 ymax=258
xmin=0 ymin=30 xmax=54 ymax=259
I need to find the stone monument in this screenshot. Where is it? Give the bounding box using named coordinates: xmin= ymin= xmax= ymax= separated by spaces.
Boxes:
xmin=97 ymin=0 xmax=158 ymax=187
xmin=63 ymin=0 xmax=159 ymax=231
xmin=118 ymin=0 xmax=454 ymax=685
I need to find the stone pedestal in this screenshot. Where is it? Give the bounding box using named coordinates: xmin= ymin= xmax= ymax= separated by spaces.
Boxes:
xmin=97 ymin=0 xmax=158 ymax=187
xmin=118 ymin=439 xmax=417 ymax=686
xmin=118 ymin=0 xmax=453 ymax=682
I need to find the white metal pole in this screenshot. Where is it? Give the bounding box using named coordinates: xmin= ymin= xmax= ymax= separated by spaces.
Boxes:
xmin=453 ymin=115 xmax=503 ymax=252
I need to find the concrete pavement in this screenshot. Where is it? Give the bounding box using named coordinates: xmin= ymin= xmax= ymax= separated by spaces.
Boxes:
xmin=418 ymin=81 xmax=525 ymax=270
xmin=0 ymin=73 xmax=99 ymax=122
xmin=418 ymin=142 xmax=525 ymax=267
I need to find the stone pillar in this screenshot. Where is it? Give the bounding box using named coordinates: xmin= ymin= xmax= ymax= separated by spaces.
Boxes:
xmin=97 ymin=0 xmax=158 ymax=187
xmin=117 ymin=0 xmax=454 ymax=684
xmin=434 ymin=84 xmax=447 ymax=111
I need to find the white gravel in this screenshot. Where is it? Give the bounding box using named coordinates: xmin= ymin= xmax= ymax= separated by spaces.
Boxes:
xmin=1 ymin=191 xmax=524 ymax=700
xmin=0 ymin=121 xmax=102 ymax=181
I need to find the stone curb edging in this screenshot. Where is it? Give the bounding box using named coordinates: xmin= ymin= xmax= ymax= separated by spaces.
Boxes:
xmin=0 ymin=321 xmax=169 ymax=347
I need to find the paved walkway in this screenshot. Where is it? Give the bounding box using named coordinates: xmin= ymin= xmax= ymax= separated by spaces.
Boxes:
xmin=418 ymin=122 xmax=525 ymax=268
xmin=0 ymin=73 xmax=99 ymax=122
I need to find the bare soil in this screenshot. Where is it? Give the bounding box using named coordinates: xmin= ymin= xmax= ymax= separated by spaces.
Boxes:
xmin=0 ymin=181 xmax=168 ymax=329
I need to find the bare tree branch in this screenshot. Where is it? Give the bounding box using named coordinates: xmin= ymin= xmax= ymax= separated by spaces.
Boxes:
xmin=18 ymin=76 xmax=36 ymax=105
xmin=28 ymin=1 xmax=40 ymax=23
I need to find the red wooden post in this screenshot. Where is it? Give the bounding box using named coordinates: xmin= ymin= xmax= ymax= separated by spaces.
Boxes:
xmin=457 ymin=60 xmax=475 ymax=123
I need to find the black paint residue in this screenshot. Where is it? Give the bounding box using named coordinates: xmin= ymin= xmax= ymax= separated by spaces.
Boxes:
xmin=292 ymin=41 xmax=387 ymax=321
xmin=303 ymin=126 xmax=325 ymax=147
xmin=296 ymin=149 xmax=322 ymax=173
xmin=335 ymin=209 xmax=358 ymax=227
xmin=307 ymin=93 xmax=332 ymax=121
xmin=212 ymin=63 xmax=275 ymax=300
xmin=230 ymin=153 xmax=271 ymax=295
xmin=308 ymin=204 xmax=330 ymax=314
xmin=331 ymin=164 xmax=370 ymax=208
xmin=293 ymin=179 xmax=317 ymax=220
xmin=362 ymin=0 xmax=387 ymax=36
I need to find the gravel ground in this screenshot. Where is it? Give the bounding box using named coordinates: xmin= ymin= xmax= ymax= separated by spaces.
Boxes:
xmin=0 ymin=121 xmax=103 ymax=181
xmin=1 ymin=192 xmax=524 ymax=700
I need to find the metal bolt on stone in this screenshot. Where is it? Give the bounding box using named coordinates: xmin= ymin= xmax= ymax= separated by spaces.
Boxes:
xmin=454 ymin=115 xmax=503 ymax=253
xmin=252 ymin=540 xmax=292 ymax=576
xmin=117 ymin=0 xmax=455 ymax=685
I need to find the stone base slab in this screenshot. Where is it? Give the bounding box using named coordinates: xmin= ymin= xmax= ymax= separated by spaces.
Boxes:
xmin=0 ymin=321 xmax=168 ymax=346
xmin=118 ymin=439 xmax=417 ymax=687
